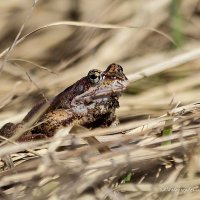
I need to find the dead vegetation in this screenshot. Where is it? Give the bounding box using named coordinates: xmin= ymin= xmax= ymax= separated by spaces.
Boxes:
xmin=0 ymin=0 xmax=200 ymax=199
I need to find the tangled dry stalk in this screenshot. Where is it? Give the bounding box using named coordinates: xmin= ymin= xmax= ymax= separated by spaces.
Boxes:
xmin=0 ymin=0 xmax=200 ymax=199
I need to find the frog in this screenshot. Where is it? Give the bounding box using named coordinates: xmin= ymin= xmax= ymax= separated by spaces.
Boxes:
xmin=0 ymin=63 xmax=128 ymax=143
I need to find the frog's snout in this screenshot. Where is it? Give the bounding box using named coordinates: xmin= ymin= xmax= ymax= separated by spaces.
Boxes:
xmin=113 ymin=79 xmax=129 ymax=91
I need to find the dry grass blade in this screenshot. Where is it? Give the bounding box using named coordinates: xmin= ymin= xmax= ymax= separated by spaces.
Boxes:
xmin=0 ymin=0 xmax=39 ymax=72
xmin=8 ymin=58 xmax=56 ymax=74
xmin=0 ymin=21 xmax=174 ymax=59
xmin=127 ymin=48 xmax=200 ymax=82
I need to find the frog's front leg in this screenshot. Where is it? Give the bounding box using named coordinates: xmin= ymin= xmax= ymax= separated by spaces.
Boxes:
xmin=84 ymin=111 xmax=119 ymax=129
xmin=99 ymin=112 xmax=119 ymax=128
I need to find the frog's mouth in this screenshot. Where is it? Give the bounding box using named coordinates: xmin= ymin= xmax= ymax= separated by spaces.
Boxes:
xmin=94 ymin=80 xmax=128 ymax=97
xmin=73 ymin=79 xmax=128 ymax=104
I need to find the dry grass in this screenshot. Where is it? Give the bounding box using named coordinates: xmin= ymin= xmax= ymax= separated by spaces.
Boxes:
xmin=0 ymin=0 xmax=200 ymax=199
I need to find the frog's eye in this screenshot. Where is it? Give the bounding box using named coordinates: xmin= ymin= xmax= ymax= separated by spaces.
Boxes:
xmin=88 ymin=69 xmax=102 ymax=84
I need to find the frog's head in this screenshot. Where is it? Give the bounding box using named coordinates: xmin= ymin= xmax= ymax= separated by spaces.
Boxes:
xmin=88 ymin=63 xmax=127 ymax=83
xmin=86 ymin=63 xmax=128 ymax=98
xmin=72 ymin=63 xmax=128 ymax=106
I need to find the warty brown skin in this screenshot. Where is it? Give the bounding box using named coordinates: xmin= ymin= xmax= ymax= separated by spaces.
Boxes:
xmin=0 ymin=63 xmax=128 ymax=142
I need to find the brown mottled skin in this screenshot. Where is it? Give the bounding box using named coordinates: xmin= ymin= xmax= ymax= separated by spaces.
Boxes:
xmin=0 ymin=63 xmax=128 ymax=142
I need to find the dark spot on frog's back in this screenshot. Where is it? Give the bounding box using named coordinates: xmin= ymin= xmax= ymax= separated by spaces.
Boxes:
xmin=77 ymin=84 xmax=84 ymax=93
xmin=75 ymin=79 xmax=89 ymax=95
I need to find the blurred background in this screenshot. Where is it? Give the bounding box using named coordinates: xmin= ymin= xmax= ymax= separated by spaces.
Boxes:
xmin=0 ymin=0 xmax=200 ymax=124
